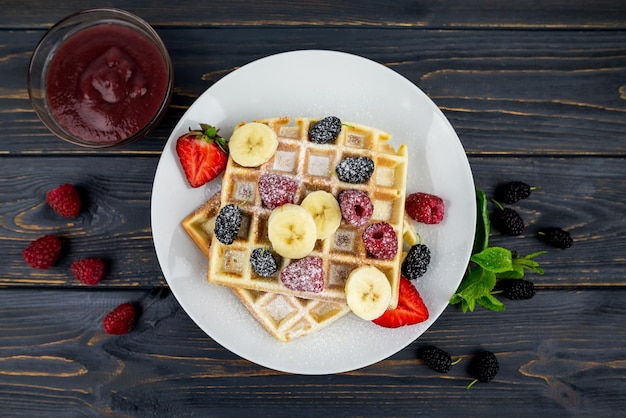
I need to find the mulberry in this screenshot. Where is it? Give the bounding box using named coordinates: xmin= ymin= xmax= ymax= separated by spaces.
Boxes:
xmin=492 ymin=207 xmax=524 ymax=236
xmin=495 ymin=181 xmax=534 ymax=204
xmin=467 ymin=351 xmax=499 ymax=388
xmin=538 ymin=227 xmax=573 ymax=249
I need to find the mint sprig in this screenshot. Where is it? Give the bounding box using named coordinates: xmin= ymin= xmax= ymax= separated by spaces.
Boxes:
xmin=450 ymin=188 xmax=546 ymax=312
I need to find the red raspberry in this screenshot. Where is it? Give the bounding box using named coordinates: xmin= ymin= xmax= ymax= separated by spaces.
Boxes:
xmin=280 ymin=256 xmax=324 ymax=293
xmin=362 ymin=222 xmax=398 ymax=260
xmin=257 ymin=174 xmax=298 ymax=210
xmin=71 ymin=258 xmax=105 ymax=285
xmin=22 ymin=235 xmax=62 ymax=269
xmin=103 ymin=303 xmax=136 ymax=335
xmin=405 ymin=192 xmax=444 ymax=224
xmin=339 ymin=189 xmax=373 ymax=226
xmin=46 ymin=184 xmax=81 ymax=218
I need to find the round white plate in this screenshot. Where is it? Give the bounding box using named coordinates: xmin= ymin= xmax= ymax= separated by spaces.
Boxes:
xmin=151 ymin=50 xmax=475 ymax=375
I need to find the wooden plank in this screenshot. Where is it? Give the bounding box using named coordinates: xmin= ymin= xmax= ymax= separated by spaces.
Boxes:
xmin=4 ymin=29 xmax=625 ymax=156
xmin=1 ymin=156 xmax=623 ymax=288
xmin=0 ymin=288 xmax=623 ymax=415
xmin=1 ymin=0 xmax=625 ymax=29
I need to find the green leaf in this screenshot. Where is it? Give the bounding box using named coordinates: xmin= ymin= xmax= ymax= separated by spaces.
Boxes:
xmin=472 ymin=188 xmax=490 ymax=254
xmin=476 ymin=294 xmax=506 ymax=312
xmin=450 ymin=267 xmax=496 ymax=309
xmin=470 ymin=247 xmax=513 ymax=273
xmin=496 ymin=265 xmax=525 ymax=279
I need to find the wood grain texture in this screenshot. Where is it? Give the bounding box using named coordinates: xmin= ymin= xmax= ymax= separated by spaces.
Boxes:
xmin=0 ymin=0 xmax=625 ymax=29
xmin=1 ymin=156 xmax=623 ymax=288
xmin=1 ymin=0 xmax=624 ymax=415
xmin=4 ymin=29 xmax=625 ymax=156
xmin=0 ymin=288 xmax=623 ymax=416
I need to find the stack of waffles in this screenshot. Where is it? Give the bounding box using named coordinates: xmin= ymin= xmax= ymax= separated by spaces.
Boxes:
xmin=182 ymin=116 xmax=410 ymax=341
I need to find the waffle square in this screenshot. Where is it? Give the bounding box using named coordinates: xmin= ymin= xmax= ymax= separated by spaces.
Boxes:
xmin=182 ymin=193 xmax=350 ymax=342
xmin=208 ymin=117 xmax=408 ymax=308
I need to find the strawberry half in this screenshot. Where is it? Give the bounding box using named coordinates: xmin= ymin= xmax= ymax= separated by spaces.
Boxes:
xmin=372 ymin=276 xmax=429 ymax=328
xmin=176 ymin=124 xmax=228 ymax=188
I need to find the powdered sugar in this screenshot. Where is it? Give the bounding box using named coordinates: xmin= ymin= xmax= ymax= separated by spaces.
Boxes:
xmin=280 ymin=256 xmax=324 ymax=293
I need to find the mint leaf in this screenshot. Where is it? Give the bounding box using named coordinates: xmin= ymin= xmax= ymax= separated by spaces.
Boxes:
xmin=476 ymin=294 xmax=506 ymax=312
xmin=472 ymin=188 xmax=490 ymax=254
xmin=450 ymin=267 xmax=496 ymax=311
xmin=470 ymin=247 xmax=513 ymax=273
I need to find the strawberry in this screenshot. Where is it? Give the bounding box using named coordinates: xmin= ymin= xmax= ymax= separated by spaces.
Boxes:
xmin=71 ymin=258 xmax=105 ymax=285
xmin=103 ymin=303 xmax=136 ymax=335
xmin=176 ymin=123 xmax=228 ymax=188
xmin=372 ymin=276 xmax=429 ymax=328
xmin=22 ymin=234 xmax=62 ymax=269
xmin=46 ymin=184 xmax=81 ymax=218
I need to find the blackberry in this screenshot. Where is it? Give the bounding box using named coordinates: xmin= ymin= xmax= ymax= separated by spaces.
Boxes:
xmin=495 ymin=181 xmax=534 ymax=204
xmin=492 ymin=207 xmax=524 ymax=236
xmin=467 ymin=351 xmax=499 ymax=389
xmin=538 ymin=227 xmax=573 ymax=249
xmin=214 ymin=204 xmax=242 ymax=245
xmin=401 ymin=244 xmax=431 ymax=280
xmin=250 ymin=247 xmax=278 ymax=277
xmin=500 ymin=279 xmax=536 ymax=300
xmin=418 ymin=345 xmax=460 ymax=373
xmin=309 ymin=116 xmax=342 ymax=144
xmin=335 ymin=156 xmax=374 ymax=184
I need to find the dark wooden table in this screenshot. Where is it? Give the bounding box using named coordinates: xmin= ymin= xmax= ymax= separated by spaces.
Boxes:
xmin=2 ymin=1 xmax=625 ymax=416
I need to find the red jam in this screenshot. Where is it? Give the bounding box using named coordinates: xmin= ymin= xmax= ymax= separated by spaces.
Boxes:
xmin=46 ymin=23 xmax=169 ymax=145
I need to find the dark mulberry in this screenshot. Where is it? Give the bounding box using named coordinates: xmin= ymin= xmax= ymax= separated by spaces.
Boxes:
xmin=495 ymin=181 xmax=533 ymax=204
xmin=335 ymin=156 xmax=374 ymax=184
xmin=538 ymin=227 xmax=573 ymax=249
xmin=214 ymin=204 xmax=242 ymax=245
xmin=250 ymin=247 xmax=278 ymax=277
xmin=401 ymin=244 xmax=431 ymax=280
xmin=500 ymin=279 xmax=536 ymax=300
xmin=467 ymin=351 xmax=499 ymax=388
xmin=492 ymin=208 xmax=524 ymax=236
xmin=418 ymin=345 xmax=459 ymax=373
xmin=309 ymin=116 xmax=342 ymax=144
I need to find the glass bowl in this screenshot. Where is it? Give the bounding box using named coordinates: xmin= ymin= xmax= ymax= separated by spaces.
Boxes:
xmin=27 ymin=8 xmax=174 ymax=148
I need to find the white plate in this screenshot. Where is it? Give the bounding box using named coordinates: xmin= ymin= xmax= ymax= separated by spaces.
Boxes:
xmin=151 ymin=50 xmax=475 ymax=375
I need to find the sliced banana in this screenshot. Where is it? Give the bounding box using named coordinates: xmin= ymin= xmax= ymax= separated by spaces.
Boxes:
xmin=268 ymin=204 xmax=317 ymax=259
xmin=229 ymin=122 xmax=278 ymax=167
xmin=344 ymin=265 xmax=392 ymax=320
xmin=300 ymin=190 xmax=342 ymax=240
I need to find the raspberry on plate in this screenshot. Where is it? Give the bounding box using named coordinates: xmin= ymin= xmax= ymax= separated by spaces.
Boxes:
xmin=46 ymin=184 xmax=81 ymax=218
xmin=71 ymin=258 xmax=105 ymax=285
xmin=103 ymin=303 xmax=137 ymax=335
xmin=280 ymin=256 xmax=324 ymax=293
xmin=257 ymin=173 xmax=299 ymax=210
xmin=22 ymin=234 xmax=62 ymax=269
xmin=405 ymin=192 xmax=444 ymax=224
xmin=338 ymin=189 xmax=373 ymax=227
xmin=362 ymin=222 xmax=398 ymax=260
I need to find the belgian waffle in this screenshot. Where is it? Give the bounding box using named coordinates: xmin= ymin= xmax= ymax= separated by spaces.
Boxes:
xmin=182 ymin=193 xmax=350 ymax=342
xmin=208 ymin=117 xmax=409 ymax=308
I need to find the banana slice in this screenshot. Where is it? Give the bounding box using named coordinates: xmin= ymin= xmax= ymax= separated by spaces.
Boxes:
xmin=344 ymin=265 xmax=392 ymax=320
xmin=268 ymin=204 xmax=317 ymax=259
xmin=300 ymin=190 xmax=342 ymax=240
xmin=229 ymin=122 xmax=278 ymax=167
